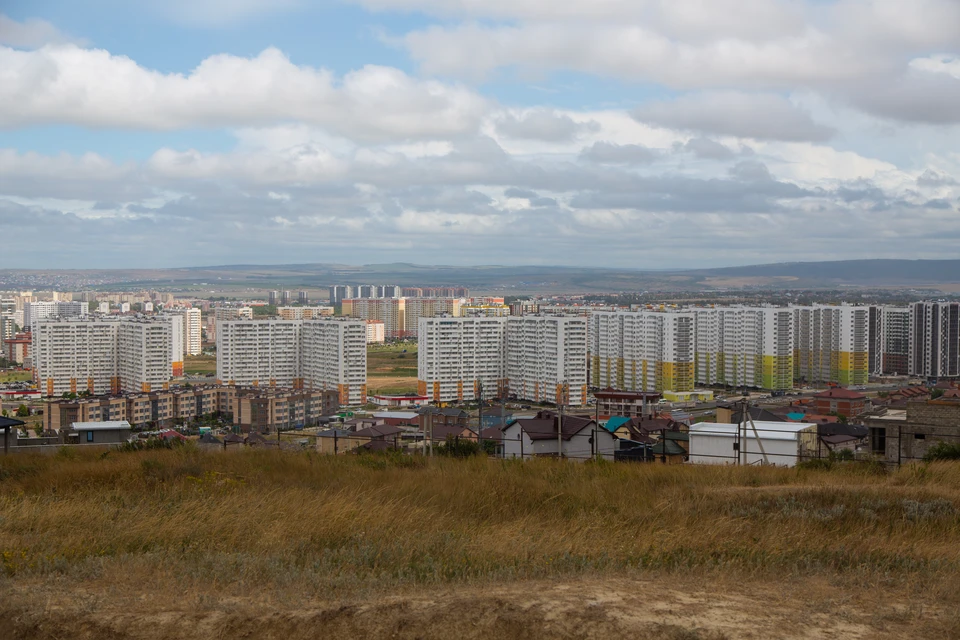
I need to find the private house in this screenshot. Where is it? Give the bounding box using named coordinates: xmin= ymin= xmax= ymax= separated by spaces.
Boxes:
xmin=813 ymin=388 xmax=868 ymax=418
xmin=501 ymin=411 xmax=617 ymax=461
xmin=418 ymin=407 xmax=469 ymax=431
xmin=859 ymin=399 xmax=960 ymax=465
xmin=594 ymin=389 xmax=661 ymax=419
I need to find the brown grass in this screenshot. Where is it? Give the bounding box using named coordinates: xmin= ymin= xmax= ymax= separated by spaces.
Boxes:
xmin=2 ymin=450 xmax=960 ymax=638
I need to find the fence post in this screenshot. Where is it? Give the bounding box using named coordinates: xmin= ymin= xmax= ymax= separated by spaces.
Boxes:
xmin=519 ymin=432 xmax=523 ymax=459
xmin=334 ymin=430 xmax=338 ymax=455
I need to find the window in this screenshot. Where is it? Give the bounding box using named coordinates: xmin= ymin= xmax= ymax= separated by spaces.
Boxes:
xmin=86 ymin=431 xmax=94 ymax=442
xmin=869 ymin=427 xmax=886 ymax=454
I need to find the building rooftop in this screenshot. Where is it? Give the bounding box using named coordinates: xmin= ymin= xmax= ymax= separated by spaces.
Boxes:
xmin=814 ymin=388 xmax=867 ymax=400
xmin=70 ymin=420 xmax=132 ymax=431
xmin=690 ymin=421 xmax=817 ymax=441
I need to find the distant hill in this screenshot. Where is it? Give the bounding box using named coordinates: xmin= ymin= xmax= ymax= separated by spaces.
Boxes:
xmin=3 ymin=259 xmax=960 ymax=292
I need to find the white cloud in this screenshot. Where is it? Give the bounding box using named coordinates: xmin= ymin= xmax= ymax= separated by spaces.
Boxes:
xmin=0 ymin=45 xmax=488 ymax=141
xmin=494 ymin=109 xmax=600 ymax=142
xmin=910 ymin=55 xmax=960 ymax=80
xmin=0 ymin=14 xmax=83 ymax=48
xmin=633 ymin=92 xmax=836 ymax=142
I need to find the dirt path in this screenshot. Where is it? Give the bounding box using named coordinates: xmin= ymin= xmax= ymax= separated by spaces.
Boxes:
xmin=3 ymin=577 xmax=952 ymax=639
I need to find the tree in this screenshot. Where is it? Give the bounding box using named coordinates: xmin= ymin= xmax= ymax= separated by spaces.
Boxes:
xmin=16 ymin=404 xmax=29 ymax=417
xmin=931 ymin=388 xmax=945 ymax=399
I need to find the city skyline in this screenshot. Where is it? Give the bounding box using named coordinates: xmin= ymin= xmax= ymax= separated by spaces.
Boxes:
xmin=1 ymin=1 xmax=959 ymax=269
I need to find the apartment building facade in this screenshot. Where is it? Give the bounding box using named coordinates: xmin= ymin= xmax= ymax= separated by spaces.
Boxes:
xmin=909 ymin=301 xmax=960 ymax=379
xmin=869 ymin=306 xmax=910 ymax=376
xmin=217 ymin=318 xmax=368 ymax=404
xmin=342 ymin=298 xmax=406 ymax=339
xmin=591 ymin=310 xmax=695 ymax=393
xmin=418 ymin=316 xmax=508 ymax=403
xmin=417 ymin=315 xmax=587 ymax=406
xmin=277 ymin=306 xmax=334 ymax=320
xmin=403 ymin=298 xmax=460 ymax=338
xmin=164 ymin=307 xmax=202 ymax=356
xmin=506 ymin=316 xmax=589 ymax=406
xmin=794 ymin=305 xmax=870 ymax=386
xmin=33 ymin=316 xmax=184 ymax=396
xmin=24 ymin=300 xmax=87 ymax=329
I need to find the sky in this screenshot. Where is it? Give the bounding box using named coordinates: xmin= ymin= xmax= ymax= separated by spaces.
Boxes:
xmin=0 ymin=0 xmax=959 ymax=270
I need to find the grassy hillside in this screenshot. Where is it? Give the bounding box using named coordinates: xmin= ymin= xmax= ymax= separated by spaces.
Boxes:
xmin=2 ymin=449 xmax=960 ymax=638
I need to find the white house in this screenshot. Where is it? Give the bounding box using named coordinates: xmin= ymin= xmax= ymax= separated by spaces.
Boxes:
xmin=502 ymin=411 xmax=617 ymax=461
xmin=688 ymin=421 xmax=818 ymax=467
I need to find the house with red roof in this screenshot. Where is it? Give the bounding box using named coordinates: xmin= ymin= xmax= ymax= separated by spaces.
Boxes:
xmin=813 ymin=388 xmax=867 ymax=418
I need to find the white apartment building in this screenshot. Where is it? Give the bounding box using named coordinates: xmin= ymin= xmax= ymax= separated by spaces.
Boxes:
xmin=695 ymin=307 xmax=793 ymax=391
xmin=403 ymin=298 xmax=460 ymax=338
xmin=418 ymin=316 xmax=507 ymax=403
xmin=365 ymin=320 xmax=385 ymax=344
xmin=506 ymin=316 xmax=589 ymax=406
xmin=301 ymin=319 xmax=368 ymax=404
xmin=118 ymin=315 xmax=184 ymax=392
xmin=459 ymin=303 xmax=510 ymax=317
xmin=277 ymin=306 xmax=334 ymax=320
xmin=216 ymin=320 xmax=302 ymax=388
xmin=164 ymin=307 xmax=202 ymax=356
xmin=794 ymin=305 xmax=870 ymax=385
xmin=213 ymin=306 xmax=254 ymax=321
xmin=591 ymin=310 xmax=695 ymax=393
xmin=32 ymin=316 xmax=182 ymax=396
xmin=24 ymin=300 xmax=87 ymax=329
xmin=217 ymin=318 xmax=368 ymax=404
xmin=342 ymin=298 xmax=406 ymax=339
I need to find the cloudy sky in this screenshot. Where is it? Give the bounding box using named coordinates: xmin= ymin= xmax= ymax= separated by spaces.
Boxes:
xmin=1 ymin=1 xmax=959 ymax=269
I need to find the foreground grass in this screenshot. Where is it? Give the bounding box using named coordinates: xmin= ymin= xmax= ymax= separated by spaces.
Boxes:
xmin=2 ymin=449 xmax=960 ymax=607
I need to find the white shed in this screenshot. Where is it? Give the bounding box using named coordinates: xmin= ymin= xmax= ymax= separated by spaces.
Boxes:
xmin=688 ymin=421 xmax=818 ymax=467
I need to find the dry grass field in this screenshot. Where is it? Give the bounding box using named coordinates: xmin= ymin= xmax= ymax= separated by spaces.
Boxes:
xmin=2 ymin=449 xmax=960 ymax=638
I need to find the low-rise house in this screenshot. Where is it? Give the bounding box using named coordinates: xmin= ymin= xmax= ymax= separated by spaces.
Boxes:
xmin=68 ymin=421 xmax=132 ymax=445
xmin=315 ymin=428 xmax=364 ymax=454
xmin=593 ymin=389 xmax=661 ymax=419
xmin=859 ymin=399 xmax=960 ymax=465
xmin=0 ymin=415 xmax=25 ymax=451
xmin=373 ymin=411 xmax=420 ymax=427
xmin=813 ymin=388 xmax=868 ymax=418
xmin=501 ymin=410 xmax=617 ymax=461
xmin=418 ymin=407 xmax=469 ymax=431
xmin=354 ymin=424 xmax=405 ymax=450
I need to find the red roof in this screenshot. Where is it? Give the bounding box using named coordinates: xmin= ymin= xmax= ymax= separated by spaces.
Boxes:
xmin=813 ymin=388 xmax=866 ymax=400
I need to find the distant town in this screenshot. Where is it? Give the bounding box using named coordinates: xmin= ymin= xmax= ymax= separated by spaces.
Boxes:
xmin=1 ymin=281 xmax=959 ymax=467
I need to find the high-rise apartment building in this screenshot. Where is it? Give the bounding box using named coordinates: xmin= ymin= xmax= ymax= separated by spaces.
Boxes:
xmin=591 ymin=310 xmax=696 ymax=393
xmin=164 ymin=307 xmax=202 ymax=356
xmin=909 ymin=301 xmax=960 ymax=379
xmin=869 ymin=306 xmax=910 ymax=375
xmin=378 ymin=285 xmax=400 ymax=298
xmin=24 ymin=301 xmax=88 ymax=329
xmin=216 ymin=318 xmax=367 ymax=404
xmin=417 ymin=316 xmax=587 ymax=405
xmin=298 ymin=290 xmax=309 ymax=304
xmin=403 ymin=298 xmax=461 ymax=338
xmin=118 ymin=315 xmax=184 ymax=392
xmin=342 ymin=298 xmax=406 ymax=339
xmin=301 ymin=319 xmax=368 ymax=404
xmin=277 ymin=306 xmax=334 ymax=320
xmin=506 ymin=316 xmax=589 ymax=406
xmin=268 ymin=291 xmax=279 ymax=306
xmin=213 ymin=306 xmax=253 ymax=321
xmin=280 ymin=291 xmax=292 ymax=305
xmin=793 ymin=305 xmax=870 ymax=386
xmin=418 ymin=316 xmax=507 ymax=403
xmin=32 ymin=316 xmax=183 ymax=396
xmin=329 ymin=285 xmax=355 ymax=305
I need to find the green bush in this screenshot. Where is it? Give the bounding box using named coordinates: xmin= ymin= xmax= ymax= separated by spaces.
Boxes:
xmin=923 ymin=441 xmax=960 ymax=462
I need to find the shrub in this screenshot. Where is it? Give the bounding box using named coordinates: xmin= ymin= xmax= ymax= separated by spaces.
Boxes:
xmin=923 ymin=441 xmax=960 ymax=462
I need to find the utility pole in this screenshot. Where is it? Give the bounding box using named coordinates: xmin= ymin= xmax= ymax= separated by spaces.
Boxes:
xmin=557 ymin=381 xmax=565 ymax=460
xmin=477 ymin=381 xmax=484 ymax=453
